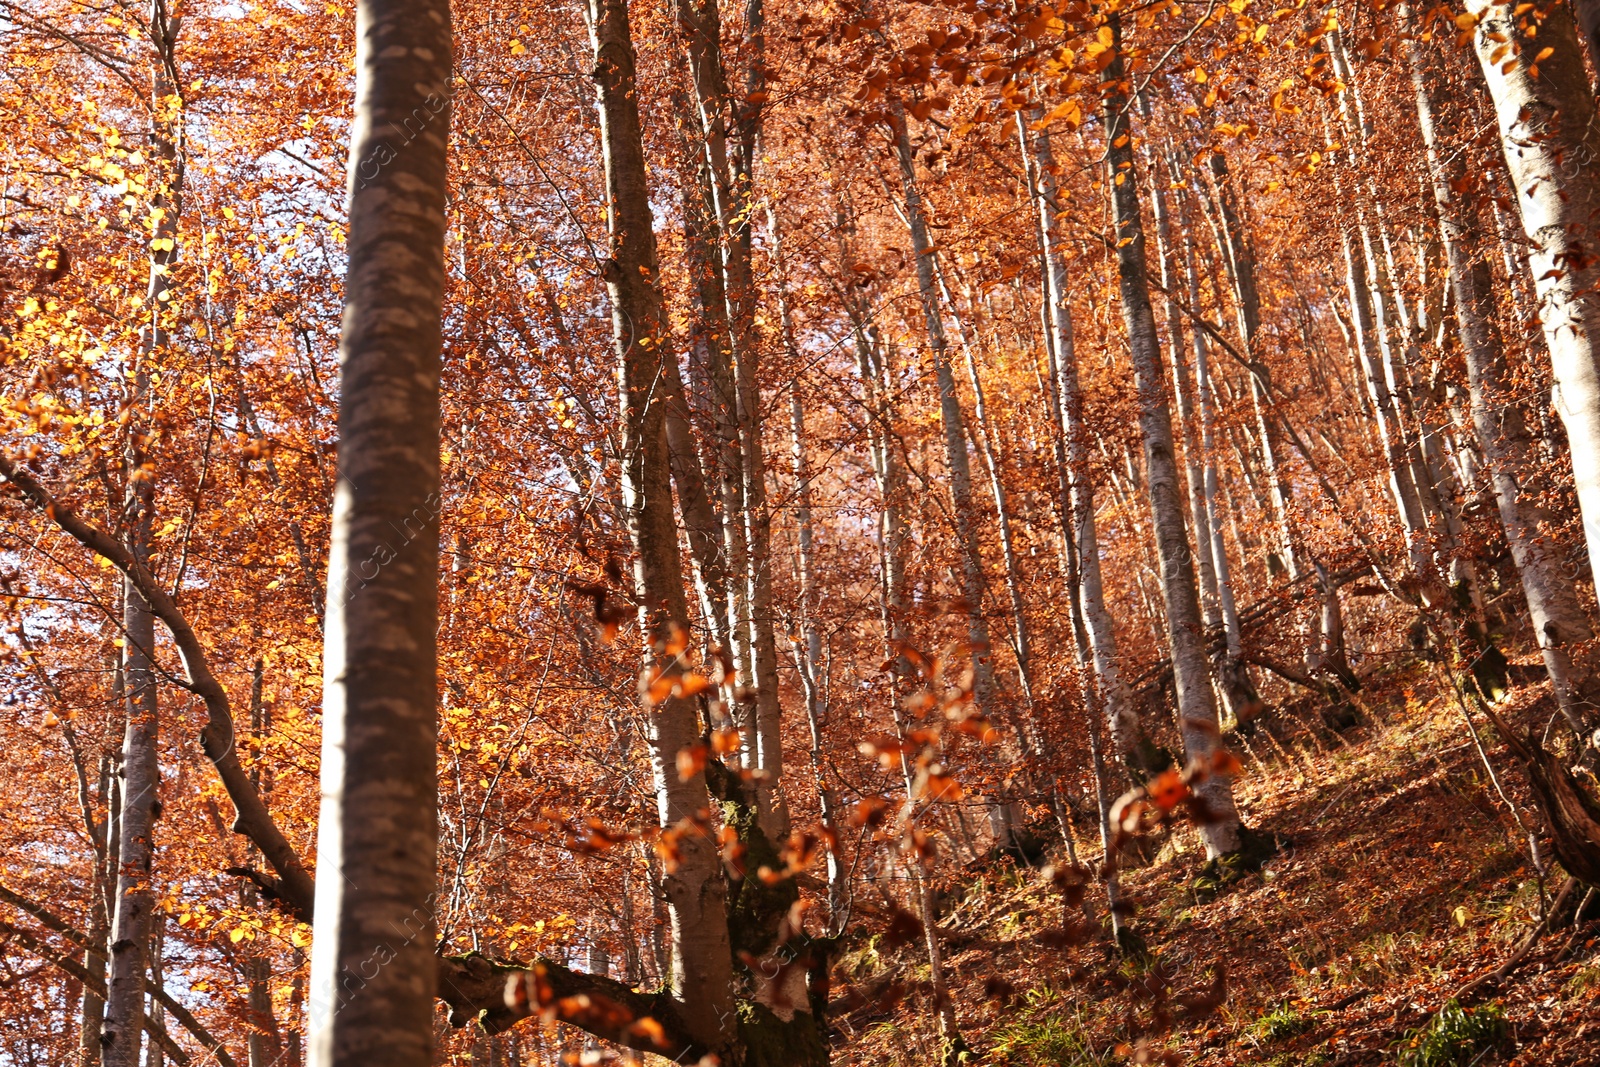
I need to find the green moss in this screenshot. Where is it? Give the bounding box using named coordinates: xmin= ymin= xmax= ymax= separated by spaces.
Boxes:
xmin=736 ymin=999 xmax=829 ymax=1067
xmin=1193 ymin=825 xmax=1279 ymax=900
xmin=721 ymin=799 xmax=800 ymax=961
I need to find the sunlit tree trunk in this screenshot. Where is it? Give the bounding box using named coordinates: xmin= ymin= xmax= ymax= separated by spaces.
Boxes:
xmin=1017 ymin=111 xmax=1139 ymax=763
xmin=671 ymin=0 xmax=787 ymax=837
xmin=585 ymin=0 xmax=736 ymax=1049
xmin=1467 ymin=0 xmax=1600 ymax=610
xmin=1102 ymin=14 xmax=1242 ymax=856
xmin=1204 ymin=149 xmax=1298 ymax=580
xmin=1173 ymin=175 xmax=1245 ymax=661
xmin=888 ymin=103 xmax=998 ymax=721
xmin=306 ymin=0 xmax=450 ymax=1062
xmin=768 ymin=200 xmax=845 ymax=929
xmin=102 ymin=15 xmax=182 ymax=1065
xmin=1409 ymin=9 xmax=1595 ymax=732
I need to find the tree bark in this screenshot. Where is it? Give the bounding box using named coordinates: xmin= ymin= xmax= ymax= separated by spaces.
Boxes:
xmin=1409 ymin=7 xmax=1595 ymax=732
xmin=1102 ymin=13 xmax=1242 ymax=856
xmin=103 ymin=12 xmax=182 ymax=1064
xmin=1017 ymin=111 xmax=1139 ymax=763
xmin=888 ymin=102 xmax=999 ymax=722
xmin=1468 ymin=0 xmax=1600 ymax=610
xmin=306 ymin=0 xmax=450 ymax=1062
xmin=585 ymin=0 xmax=736 ymax=1050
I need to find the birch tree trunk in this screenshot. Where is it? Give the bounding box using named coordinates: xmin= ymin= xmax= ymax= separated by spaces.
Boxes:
xmin=1467 ymin=0 xmax=1600 ymax=611
xmin=306 ymin=0 xmax=450 ymax=1062
xmin=1409 ymin=11 xmax=1596 ymax=732
xmin=1017 ymin=112 xmax=1139 ymax=763
xmin=102 ymin=14 xmax=182 ymax=1064
xmin=672 ymin=0 xmax=787 ymax=838
xmin=1102 ymin=15 xmax=1242 ymax=856
xmin=888 ymin=103 xmax=998 ymax=721
xmin=769 ymin=202 xmax=846 ymax=927
xmin=584 ymin=0 xmax=736 ymax=1049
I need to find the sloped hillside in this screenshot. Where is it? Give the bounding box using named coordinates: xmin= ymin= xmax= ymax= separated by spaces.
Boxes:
xmin=828 ymin=663 xmax=1600 ymax=1066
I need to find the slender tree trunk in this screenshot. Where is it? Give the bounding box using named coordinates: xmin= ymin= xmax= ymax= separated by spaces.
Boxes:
xmin=1410 ymin=10 xmax=1595 ymax=731
xmin=585 ymin=0 xmax=736 ymax=1051
xmin=672 ymin=0 xmax=786 ymax=837
xmin=1205 ymin=150 xmax=1298 ymax=579
xmin=103 ymin=16 xmax=183 ymax=1065
xmin=1017 ymin=112 xmax=1139 ymax=763
xmin=1102 ymin=14 xmax=1241 ymax=856
xmin=769 ymin=203 xmax=845 ymax=929
xmin=1174 ymin=177 xmax=1245 ymax=658
xmin=888 ymin=103 xmax=998 ymax=720
xmin=306 ymin=0 xmax=450 ymax=1063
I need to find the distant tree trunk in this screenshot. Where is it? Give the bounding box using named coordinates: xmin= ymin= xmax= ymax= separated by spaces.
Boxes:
xmin=1102 ymin=13 xmax=1242 ymax=857
xmin=888 ymin=103 xmax=998 ymax=723
xmin=1149 ymin=136 xmax=1262 ymax=723
xmin=1204 ymin=150 xmax=1298 ymax=579
xmin=1017 ymin=111 xmax=1139 ymax=764
xmin=585 ymin=0 xmax=737 ymax=1053
xmin=1410 ymin=9 xmax=1595 ymax=732
xmin=1467 ymin=0 xmax=1600 ymax=612
xmin=672 ymin=0 xmax=787 ymax=838
xmin=81 ymin=728 xmax=115 ymax=1067
xmin=306 ymin=0 xmax=450 ymax=1062
xmin=769 ymin=202 xmax=846 ymax=929
xmin=1173 ymin=173 xmax=1247 ymax=668
xmin=103 ymin=14 xmax=182 ymax=1065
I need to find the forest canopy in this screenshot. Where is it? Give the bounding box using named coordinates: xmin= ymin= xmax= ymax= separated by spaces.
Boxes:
xmin=3 ymin=0 xmax=1600 ymax=1062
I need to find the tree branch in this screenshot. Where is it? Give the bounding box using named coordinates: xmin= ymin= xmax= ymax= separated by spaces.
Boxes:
xmin=0 ymin=453 xmax=317 ymax=923
xmin=0 ymin=881 xmax=238 ymax=1067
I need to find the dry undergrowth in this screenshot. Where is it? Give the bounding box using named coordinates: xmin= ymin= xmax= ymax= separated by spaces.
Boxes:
xmin=829 ymin=660 xmax=1600 ymax=1066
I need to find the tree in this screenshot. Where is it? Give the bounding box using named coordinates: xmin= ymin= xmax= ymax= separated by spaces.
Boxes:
xmin=305 ymin=0 xmax=451 ymax=1063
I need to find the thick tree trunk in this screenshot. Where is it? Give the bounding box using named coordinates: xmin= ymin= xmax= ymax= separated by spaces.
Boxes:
xmin=306 ymin=0 xmax=450 ymax=1063
xmin=585 ymin=0 xmax=736 ymax=1051
xmin=1102 ymin=15 xmax=1242 ymax=857
xmin=1468 ymin=0 xmax=1600 ymax=610
xmin=1409 ymin=10 xmax=1596 ymax=732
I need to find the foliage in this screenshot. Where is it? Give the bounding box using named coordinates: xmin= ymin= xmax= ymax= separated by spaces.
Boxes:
xmin=988 ymin=987 xmax=1115 ymax=1066
xmin=1394 ymin=1000 xmax=1509 ymax=1067
xmin=1252 ymin=1000 xmax=1324 ymax=1043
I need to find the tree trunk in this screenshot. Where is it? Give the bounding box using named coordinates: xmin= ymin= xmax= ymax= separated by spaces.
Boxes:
xmin=1102 ymin=13 xmax=1242 ymax=857
xmin=1467 ymin=0 xmax=1600 ymax=611
xmin=585 ymin=0 xmax=736 ymax=1051
xmin=888 ymin=103 xmax=999 ymax=721
xmin=1017 ymin=111 xmax=1139 ymax=764
xmin=306 ymin=0 xmax=450 ymax=1062
xmin=103 ymin=14 xmax=182 ymax=1065
xmin=671 ymin=0 xmax=787 ymax=839
xmin=1409 ymin=8 xmax=1595 ymax=732
xmin=770 ymin=202 xmax=845 ymax=931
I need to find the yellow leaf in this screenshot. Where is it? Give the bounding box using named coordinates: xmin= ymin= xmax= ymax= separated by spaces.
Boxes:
xmin=229 ymin=927 xmax=247 ymax=943
xmin=509 ymin=39 xmax=526 ymax=55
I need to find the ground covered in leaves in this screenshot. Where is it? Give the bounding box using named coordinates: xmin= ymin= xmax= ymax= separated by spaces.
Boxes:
xmin=826 ymin=663 xmax=1600 ymax=1066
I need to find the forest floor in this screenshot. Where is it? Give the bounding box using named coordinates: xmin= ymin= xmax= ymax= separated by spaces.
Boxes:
xmin=827 ymin=656 xmax=1600 ymax=1066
